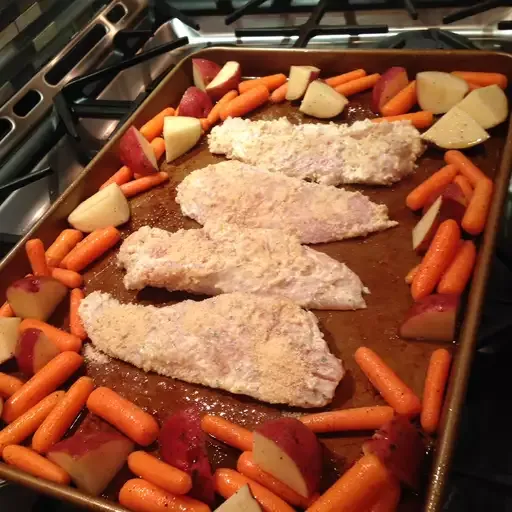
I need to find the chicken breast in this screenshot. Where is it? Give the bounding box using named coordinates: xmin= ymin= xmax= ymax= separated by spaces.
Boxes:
xmin=79 ymin=291 xmax=344 ymax=408
xmin=176 ymin=161 xmax=397 ymax=244
xmin=117 ymin=222 xmax=368 ymax=310
xmin=208 ymin=117 xmax=423 ymax=186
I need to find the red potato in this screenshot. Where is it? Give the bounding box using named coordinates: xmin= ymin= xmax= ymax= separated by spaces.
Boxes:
xmin=253 ymin=417 xmax=322 ymax=499
xmin=216 ymin=484 xmax=263 ymax=512
xmin=15 ymin=328 xmax=60 ymax=377
xmin=0 ymin=317 xmax=21 ymax=365
xmin=300 ymin=80 xmax=348 ymax=119
xmin=192 ymin=58 xmax=221 ymax=90
xmin=159 ymin=407 xmax=214 ymax=506
xmin=178 ymin=86 xmax=213 ymax=118
xmin=372 ymin=67 xmax=409 ymax=113
xmin=422 ymin=181 xmax=468 ymax=214
xmin=363 ymin=415 xmax=426 ymax=490
xmin=6 ymin=276 xmax=67 ymax=322
xmin=47 ymin=430 xmax=134 ymax=496
xmin=285 ymin=65 xmax=320 ymax=101
xmin=119 ymin=126 xmax=159 ymax=177
xmin=400 ymin=294 xmax=459 ymax=342
xmin=206 ymin=61 xmax=242 ymax=101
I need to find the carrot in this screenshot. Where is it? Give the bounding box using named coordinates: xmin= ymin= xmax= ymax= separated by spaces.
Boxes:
xmin=380 ymin=80 xmax=417 ymax=117
xmin=200 ymin=118 xmax=210 ymax=132
xmin=174 ymin=107 xmax=179 ymax=116
xmin=220 ymin=84 xmax=270 ymax=121
xmin=25 ymin=239 xmax=50 ymax=277
xmin=369 ymin=476 xmax=401 ymax=512
xmin=438 ymin=240 xmax=477 ymax=295
xmin=239 ymin=74 xmax=287 ymax=94
xmin=121 ymin=172 xmax=169 ymax=198
xmin=140 ymin=107 xmax=175 ymax=142
xmin=50 ymin=267 xmax=83 ymax=289
xmin=207 ymin=90 xmax=238 ymax=125
xmin=444 ymin=150 xmax=488 ymax=186
xmin=406 ymin=164 xmax=459 ymax=210
xmin=270 ymin=83 xmax=288 ymax=103
xmin=325 ymin=69 xmax=367 ymax=88
xmin=334 ymin=73 xmax=381 ymax=97
xmin=45 ymin=230 xmax=84 ymax=268
xmin=371 ymin=111 xmax=434 ymax=130
xmin=462 ymin=178 xmax=494 ymax=235
xmin=214 ymin=468 xmax=295 ymax=512
xmin=86 ymin=387 xmax=159 ymax=446
xmin=0 ymin=373 xmax=24 ymax=398
xmin=354 ymin=347 xmax=421 ymax=417
xmin=453 ymin=174 xmax=473 ymax=202
xmin=151 ymin=137 xmax=166 ymax=161
xmin=201 ymin=414 xmax=253 ymax=452
xmin=405 ymin=264 xmax=420 ymax=285
xmin=237 ymin=451 xmax=315 ymax=508
xmin=61 ymin=226 xmax=120 ymax=272
xmin=99 ymin=166 xmax=132 ymax=190
xmin=128 ymin=451 xmax=192 ymax=495
xmin=467 ymin=82 xmax=482 ymax=91
xmin=20 ymin=319 xmax=82 ymax=353
xmin=412 ymin=219 xmax=461 ymax=300
xmin=69 ymin=289 xmax=87 ymax=340
xmin=421 ymin=349 xmax=452 ymax=434
xmin=2 ymin=352 xmax=83 ymax=423
xmin=299 ymin=406 xmax=395 ymax=433
xmin=0 ymin=391 xmax=64 ymax=454
xmin=451 ymin=71 xmax=508 ymax=90
xmin=307 ymin=454 xmax=390 ymax=512
xmin=32 ymin=377 xmax=94 ymax=454
xmin=119 ymin=478 xmax=209 ymax=512
xmin=0 ymin=302 xmax=14 ymax=317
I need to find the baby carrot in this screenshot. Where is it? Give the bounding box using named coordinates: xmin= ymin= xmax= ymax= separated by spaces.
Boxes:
xmin=462 ymin=178 xmax=494 ymax=235
xmin=20 ymin=319 xmax=82 ymax=353
xmin=99 ymin=165 xmax=132 ymax=190
xmin=355 ymin=347 xmax=421 ymax=417
xmin=32 ymin=377 xmax=93 ymax=454
xmin=207 ymin=90 xmax=238 ymax=126
xmin=299 ymin=406 xmax=394 ymax=433
xmin=0 ymin=391 xmax=64 ymax=455
xmin=214 ymin=468 xmax=295 ymax=512
xmin=0 ymin=302 xmax=14 ymax=317
xmin=334 ymin=73 xmax=381 ymax=97
xmin=46 ymin=230 xmax=83 ymax=268
xmin=307 ymin=454 xmax=390 ymax=512
xmin=380 ymin=80 xmax=417 ymax=117
xmin=201 ymin=414 xmax=253 ymax=452
xmin=62 ymin=226 xmax=121 ymax=272
xmin=453 ymin=174 xmax=473 ymax=202
xmin=87 ymin=387 xmax=159 ymax=446
xmin=50 ymin=268 xmax=83 ymax=289
xmin=119 ymin=478 xmax=209 ymax=512
xmin=0 ymin=373 xmax=24 ymax=398
xmin=325 ymin=69 xmax=367 ymax=88
xmin=270 ymin=82 xmax=288 ymax=103
xmin=371 ymin=111 xmax=434 ymax=130
xmin=200 ymin=118 xmax=210 ymax=132
xmin=220 ymin=84 xmax=270 ymax=121
xmin=151 ymin=137 xmax=166 ymax=161
xmin=405 ymin=264 xmax=420 ymax=285
xmin=412 ymin=220 xmax=461 ymax=300
xmin=25 ymin=239 xmax=50 ymax=277
xmin=2 ymin=352 xmax=83 ymax=423
xmin=128 ymin=451 xmax=192 ymax=495
xmin=140 ymin=107 xmax=175 ymax=142
xmin=451 ymin=71 xmax=508 ymax=90
xmin=438 ymin=240 xmax=477 ymax=295
xmin=467 ymin=82 xmax=482 ymax=91
xmin=444 ymin=150 xmax=488 ymax=186
xmin=237 ymin=451 xmax=314 ymax=508
xmin=406 ymin=164 xmax=459 ymax=210
xmin=239 ymin=74 xmax=287 ymax=94
xmin=421 ymin=349 xmax=452 ymax=434
xmin=120 ymin=172 xmax=169 ymax=198
xmin=69 ymin=289 xmax=87 ymax=340
xmin=369 ymin=476 xmax=401 ymax=512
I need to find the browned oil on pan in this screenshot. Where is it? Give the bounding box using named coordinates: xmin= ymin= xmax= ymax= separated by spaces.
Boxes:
xmin=0 ymin=48 xmax=511 ymax=512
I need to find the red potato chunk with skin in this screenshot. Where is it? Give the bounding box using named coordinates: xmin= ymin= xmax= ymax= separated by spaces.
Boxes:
xmin=0 ymin=317 xmax=21 ymax=365
xmin=216 ymin=484 xmax=262 ymax=512
xmin=206 ymin=61 xmax=241 ymax=101
xmin=400 ymin=294 xmax=459 ymax=342
xmin=178 ymin=86 xmax=213 ymax=118
xmin=253 ymin=417 xmax=322 ymax=498
xmin=372 ymin=67 xmax=409 ymax=113
xmin=15 ymin=328 xmax=60 ymax=377
xmin=119 ymin=126 xmax=159 ymax=177
xmin=192 ymin=58 xmax=221 ymax=91
xmin=285 ymin=65 xmax=320 ymax=101
xmin=159 ymin=407 xmax=215 ymax=506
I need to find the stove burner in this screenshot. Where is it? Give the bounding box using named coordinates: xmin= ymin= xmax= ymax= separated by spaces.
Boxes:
xmin=377 ymin=28 xmax=479 ymax=49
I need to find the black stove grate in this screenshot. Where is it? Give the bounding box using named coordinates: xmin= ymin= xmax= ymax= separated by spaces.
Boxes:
xmin=377 ymin=28 xmax=479 ymax=49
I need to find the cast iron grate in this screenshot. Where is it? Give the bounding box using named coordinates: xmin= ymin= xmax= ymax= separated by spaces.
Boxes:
xmin=377 ymin=28 xmax=479 ymax=49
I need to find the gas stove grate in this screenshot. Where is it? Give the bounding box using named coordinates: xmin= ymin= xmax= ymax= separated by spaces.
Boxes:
xmin=443 ymin=0 xmax=509 ymax=24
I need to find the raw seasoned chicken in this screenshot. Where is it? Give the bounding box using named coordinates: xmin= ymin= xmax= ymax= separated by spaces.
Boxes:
xmin=117 ymin=222 xmax=368 ymax=310
xmin=208 ymin=117 xmax=423 ymax=185
xmin=79 ymin=291 xmax=344 ymax=408
xmin=176 ymin=161 xmax=397 ymax=244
